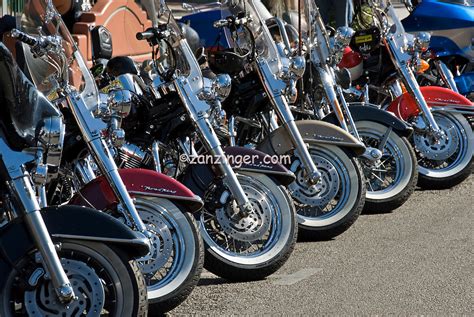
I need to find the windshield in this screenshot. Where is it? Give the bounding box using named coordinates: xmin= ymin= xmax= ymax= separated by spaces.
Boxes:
xmin=384 ymin=1 xmax=414 ymax=61
xmin=221 ymin=0 xmax=282 ymax=73
xmin=304 ymin=0 xmax=331 ymax=64
xmin=14 ymin=0 xmax=99 ymax=109
xmin=136 ymin=0 xmax=197 ymax=78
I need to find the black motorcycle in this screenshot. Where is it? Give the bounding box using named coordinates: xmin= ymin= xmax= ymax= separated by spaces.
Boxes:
xmin=0 ymin=40 xmax=149 ymax=316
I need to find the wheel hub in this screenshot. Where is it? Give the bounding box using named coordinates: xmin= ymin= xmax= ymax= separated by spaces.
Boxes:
xmin=215 ymin=194 xmax=271 ymax=242
xmin=289 ymin=156 xmax=340 ymax=207
xmin=25 ymin=259 xmax=105 ymax=316
xmin=413 ymin=116 xmax=459 ymax=161
xmin=137 ymin=211 xmax=173 ymax=275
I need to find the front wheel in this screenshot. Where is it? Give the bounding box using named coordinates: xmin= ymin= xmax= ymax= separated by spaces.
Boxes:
xmin=0 ymin=241 xmax=147 ymax=316
xmin=356 ymin=121 xmax=418 ymax=212
xmin=413 ymin=112 xmax=473 ymax=189
xmin=133 ymin=197 xmax=203 ymax=315
xmin=287 ymin=144 xmax=366 ymax=240
xmin=199 ymin=172 xmax=297 ymax=282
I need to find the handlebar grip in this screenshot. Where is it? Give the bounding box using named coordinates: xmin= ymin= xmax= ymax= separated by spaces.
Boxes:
xmin=136 ymin=31 xmax=155 ymax=41
xmin=11 ymin=28 xmax=38 ymax=46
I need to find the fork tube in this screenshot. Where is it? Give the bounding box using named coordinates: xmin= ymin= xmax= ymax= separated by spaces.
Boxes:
xmin=9 ymin=174 xmax=75 ymax=302
xmin=174 ymin=80 xmax=253 ymax=213
xmin=398 ymin=64 xmax=441 ymax=132
xmin=434 ymin=60 xmax=459 ymax=93
xmin=336 ymin=85 xmax=361 ymax=140
xmin=196 ymin=113 xmax=253 ymax=212
xmin=387 ymin=39 xmax=441 ymax=132
xmin=258 ymin=61 xmax=321 ymax=184
xmin=66 ymin=93 xmax=148 ymax=233
xmin=318 ymin=66 xmax=349 ymax=131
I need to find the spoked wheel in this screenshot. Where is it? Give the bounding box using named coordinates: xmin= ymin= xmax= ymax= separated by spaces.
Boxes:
xmin=199 ymin=171 xmax=297 ymax=281
xmin=0 ymin=241 xmax=147 ymax=316
xmin=288 ymin=144 xmax=365 ymax=240
xmin=413 ymin=112 xmax=473 ymax=189
xmin=134 ymin=197 xmax=203 ymax=315
xmin=356 ymin=121 xmax=418 ymax=212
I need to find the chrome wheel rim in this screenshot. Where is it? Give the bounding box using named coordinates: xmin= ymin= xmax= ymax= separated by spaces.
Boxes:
xmin=25 ymin=259 xmax=105 ymax=317
xmin=414 ymin=113 xmax=473 ymax=178
xmin=357 ymin=122 xmax=413 ymax=200
xmin=289 ymin=145 xmax=360 ymax=227
xmin=200 ymin=173 xmax=290 ymax=266
xmin=135 ymin=198 xmax=195 ymax=299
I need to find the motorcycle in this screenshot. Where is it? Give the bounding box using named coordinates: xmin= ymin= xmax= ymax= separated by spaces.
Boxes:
xmin=10 ymin=0 xmax=204 ymax=313
xmin=0 ymin=39 xmax=149 ymax=316
xmin=402 ymin=0 xmax=474 ymax=98
xmin=279 ymin=0 xmax=418 ymax=212
xmin=344 ymin=0 xmax=474 ymax=189
xmin=93 ymin=0 xmax=299 ymax=289
xmin=182 ymin=0 xmax=368 ymax=239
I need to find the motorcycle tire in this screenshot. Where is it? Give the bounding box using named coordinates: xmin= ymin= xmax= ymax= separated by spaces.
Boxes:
xmin=288 ymin=144 xmax=366 ymax=240
xmin=199 ymin=171 xmax=297 ymax=282
xmin=414 ymin=112 xmax=473 ymax=189
xmin=0 ymin=240 xmax=147 ymax=316
xmin=356 ymin=121 xmax=418 ymax=212
xmin=133 ymin=197 xmax=204 ymax=315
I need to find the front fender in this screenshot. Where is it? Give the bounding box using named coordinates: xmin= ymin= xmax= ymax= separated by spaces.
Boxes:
xmin=69 ymin=168 xmax=203 ymax=213
xmin=322 ymin=104 xmax=413 ymax=138
xmin=387 ymin=86 xmax=474 ymax=120
xmin=0 ymin=205 xmax=149 ymax=288
xmin=256 ymin=120 xmax=366 ymax=157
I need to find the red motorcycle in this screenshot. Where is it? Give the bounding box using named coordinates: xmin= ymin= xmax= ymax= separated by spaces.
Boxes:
xmin=343 ymin=0 xmax=473 ymax=189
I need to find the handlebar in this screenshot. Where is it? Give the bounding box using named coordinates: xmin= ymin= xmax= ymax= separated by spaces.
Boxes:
xmin=11 ymin=28 xmax=61 ymax=58
xmin=136 ymin=30 xmax=155 ymax=41
xmin=136 ymin=27 xmax=170 ymax=46
xmin=11 ymin=28 xmax=39 ymax=47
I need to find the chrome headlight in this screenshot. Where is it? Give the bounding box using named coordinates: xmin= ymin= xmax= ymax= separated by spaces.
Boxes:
xmin=290 ymin=56 xmax=306 ymax=79
xmin=414 ymin=32 xmax=431 ymax=53
xmin=212 ymin=74 xmax=232 ymax=101
xmin=333 ymin=27 xmax=355 ymax=51
xmin=108 ymin=89 xmax=133 ymax=118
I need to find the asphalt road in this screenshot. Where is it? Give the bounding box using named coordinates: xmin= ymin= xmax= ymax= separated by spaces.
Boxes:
xmin=170 ymin=174 xmax=474 ymax=315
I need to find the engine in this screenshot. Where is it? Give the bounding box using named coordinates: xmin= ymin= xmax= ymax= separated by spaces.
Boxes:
xmin=117 ymin=142 xmax=153 ymax=169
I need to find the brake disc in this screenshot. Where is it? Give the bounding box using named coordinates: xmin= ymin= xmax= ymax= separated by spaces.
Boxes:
xmin=289 ymin=156 xmax=340 ymax=207
xmin=137 ymin=211 xmax=174 ymax=275
xmin=25 ymin=259 xmax=105 ymax=317
xmin=215 ymin=188 xmax=272 ymax=242
xmin=413 ymin=115 xmax=459 ymax=161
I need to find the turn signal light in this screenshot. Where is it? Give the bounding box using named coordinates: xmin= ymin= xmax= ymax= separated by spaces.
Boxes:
xmin=416 ymin=59 xmax=430 ymax=74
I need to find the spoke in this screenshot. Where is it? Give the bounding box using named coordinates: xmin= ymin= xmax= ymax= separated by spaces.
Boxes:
xmin=371 ymin=172 xmax=385 ymax=183
xmin=378 ymin=127 xmax=393 ymax=151
xmin=368 ymin=180 xmax=375 ymax=192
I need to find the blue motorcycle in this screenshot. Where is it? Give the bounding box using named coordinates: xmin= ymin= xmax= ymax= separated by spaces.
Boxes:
xmin=402 ymin=0 xmax=474 ymax=98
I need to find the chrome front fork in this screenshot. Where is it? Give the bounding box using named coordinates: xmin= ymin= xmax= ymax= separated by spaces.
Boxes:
xmin=398 ymin=64 xmax=442 ymax=134
xmin=66 ymin=93 xmax=149 ymax=235
xmin=0 ymin=136 xmax=75 ymax=303
xmin=259 ymin=61 xmax=321 ymax=184
xmin=175 ymin=80 xmax=253 ymax=214
xmin=434 ymin=60 xmax=459 ymax=93
xmin=319 ymin=67 xmax=382 ymax=161
xmin=9 ymin=173 xmax=75 ymax=302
